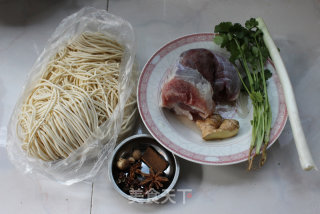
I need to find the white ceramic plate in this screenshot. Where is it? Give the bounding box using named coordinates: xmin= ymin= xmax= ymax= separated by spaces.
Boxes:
xmin=137 ymin=33 xmax=287 ymax=165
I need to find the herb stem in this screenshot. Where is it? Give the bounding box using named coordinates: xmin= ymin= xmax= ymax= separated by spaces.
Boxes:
xmin=214 ymin=18 xmax=278 ymax=169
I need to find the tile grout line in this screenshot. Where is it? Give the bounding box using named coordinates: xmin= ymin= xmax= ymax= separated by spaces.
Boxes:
xmin=90 ymin=182 xmax=94 ymax=214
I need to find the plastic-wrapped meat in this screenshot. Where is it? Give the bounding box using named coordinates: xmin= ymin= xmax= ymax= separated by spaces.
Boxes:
xmin=160 ymin=48 xmax=240 ymax=120
xmin=180 ymin=49 xmax=240 ymax=101
xmin=212 ymin=54 xmax=240 ymax=101
xmin=161 ymin=63 xmax=214 ymax=120
xmin=180 ymin=49 xmax=215 ymax=86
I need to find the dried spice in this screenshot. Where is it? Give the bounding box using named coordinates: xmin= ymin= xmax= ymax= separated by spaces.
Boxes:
xmin=139 ymin=168 xmax=169 ymax=190
xmin=114 ymin=147 xmax=171 ymax=199
xmin=129 ymin=161 xmax=142 ymax=179
xmin=132 ymin=149 xmax=142 ymax=160
xmin=128 ymin=157 xmax=135 ymax=163
xmin=116 ymin=171 xmax=127 ymax=184
xmin=141 ymin=146 xmax=168 ymax=173
xmin=116 ymin=158 xmax=130 ymax=170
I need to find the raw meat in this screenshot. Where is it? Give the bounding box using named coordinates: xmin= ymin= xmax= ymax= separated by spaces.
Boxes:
xmin=180 ymin=49 xmax=216 ymax=86
xmin=161 ymin=63 xmax=214 ymax=120
xmin=160 ymin=48 xmax=240 ymax=120
xmin=180 ymin=49 xmax=240 ymax=101
xmin=213 ymin=54 xmax=241 ymax=101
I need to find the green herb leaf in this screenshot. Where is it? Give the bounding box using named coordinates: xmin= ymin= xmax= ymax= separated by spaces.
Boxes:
xmin=214 ymin=22 xmax=233 ymax=33
xmin=213 ymin=35 xmax=224 ymax=45
xmin=245 ymin=18 xmax=258 ymax=30
xmin=264 ymin=69 xmax=272 ymax=80
xmin=252 ymin=46 xmax=259 ymax=56
xmin=250 ymin=91 xmax=263 ymax=103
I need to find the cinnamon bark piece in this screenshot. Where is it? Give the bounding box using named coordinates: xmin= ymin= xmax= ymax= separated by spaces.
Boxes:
xmin=141 ymin=147 xmax=168 ymax=173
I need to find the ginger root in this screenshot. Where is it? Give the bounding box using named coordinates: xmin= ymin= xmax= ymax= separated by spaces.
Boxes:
xmin=196 ymin=114 xmax=239 ymax=140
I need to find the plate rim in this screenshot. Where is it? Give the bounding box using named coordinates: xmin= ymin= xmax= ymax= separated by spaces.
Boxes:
xmin=137 ymin=32 xmax=288 ymax=165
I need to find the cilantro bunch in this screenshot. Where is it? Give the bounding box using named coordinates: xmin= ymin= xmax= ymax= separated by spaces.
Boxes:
xmin=214 ymin=18 xmax=272 ymax=169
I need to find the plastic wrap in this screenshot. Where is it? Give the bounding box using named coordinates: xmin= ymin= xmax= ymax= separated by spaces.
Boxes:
xmin=160 ymin=62 xmax=214 ymax=120
xmin=6 ymin=7 xmax=137 ymax=185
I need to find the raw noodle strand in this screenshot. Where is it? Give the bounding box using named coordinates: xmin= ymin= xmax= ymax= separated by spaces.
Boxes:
xmin=17 ymin=32 xmax=136 ymax=161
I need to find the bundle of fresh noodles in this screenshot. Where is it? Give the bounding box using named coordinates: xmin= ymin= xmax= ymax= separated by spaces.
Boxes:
xmin=7 ymin=7 xmax=137 ymax=184
xmin=17 ymin=32 xmax=136 ymax=161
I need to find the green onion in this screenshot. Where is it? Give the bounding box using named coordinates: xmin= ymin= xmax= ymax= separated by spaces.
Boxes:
xmin=256 ymin=17 xmax=315 ymax=171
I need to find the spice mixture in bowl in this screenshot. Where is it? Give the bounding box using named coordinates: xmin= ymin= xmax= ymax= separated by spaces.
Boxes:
xmin=108 ymin=134 xmax=180 ymax=203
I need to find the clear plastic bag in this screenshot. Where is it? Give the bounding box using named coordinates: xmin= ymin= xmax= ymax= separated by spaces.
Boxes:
xmin=6 ymin=7 xmax=137 ymax=185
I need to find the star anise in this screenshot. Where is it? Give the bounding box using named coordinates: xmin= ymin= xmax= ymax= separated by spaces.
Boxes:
xmin=129 ymin=161 xmax=142 ymax=180
xmin=139 ymin=168 xmax=169 ymax=190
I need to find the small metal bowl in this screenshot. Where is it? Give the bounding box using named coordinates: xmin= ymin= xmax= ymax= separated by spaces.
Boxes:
xmin=108 ymin=134 xmax=180 ymax=203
